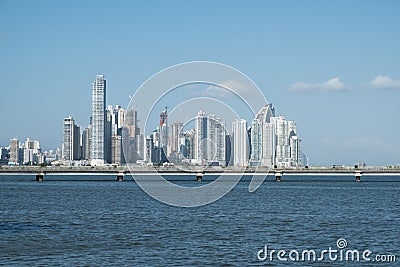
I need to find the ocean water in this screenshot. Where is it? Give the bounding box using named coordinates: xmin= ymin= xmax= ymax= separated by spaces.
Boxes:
xmin=0 ymin=175 xmax=399 ymax=266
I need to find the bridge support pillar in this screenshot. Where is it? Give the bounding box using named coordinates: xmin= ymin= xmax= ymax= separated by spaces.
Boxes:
xmin=196 ymin=172 xmax=203 ymax=182
xmin=36 ymin=172 xmax=44 ymax=182
xmin=355 ymin=171 xmax=362 ymax=182
xmin=117 ymin=172 xmax=124 ymax=182
xmin=275 ymin=171 xmax=282 ymax=182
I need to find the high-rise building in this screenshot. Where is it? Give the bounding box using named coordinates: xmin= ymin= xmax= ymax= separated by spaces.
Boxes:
xmin=125 ymin=108 xmax=139 ymax=138
xmin=63 ymin=116 xmax=81 ymax=161
xmin=250 ymin=103 xmax=275 ymax=166
xmin=261 ymin=122 xmax=276 ymax=166
xmin=0 ymin=147 xmax=8 ymax=161
xmin=159 ymin=109 xmax=168 ymax=150
xmin=91 ymin=75 xmax=106 ymax=166
xmin=225 ymin=133 xmax=232 ymax=166
xmin=169 ymin=122 xmax=183 ymax=158
xmin=290 ymin=135 xmax=302 ymax=167
xmin=9 ymin=138 xmax=19 ymax=164
xmin=249 ymin=103 xmax=302 ymax=167
xmin=144 ymin=136 xmax=153 ymax=163
xmin=194 ymin=111 xmax=226 ymax=166
xmin=123 ymin=108 xmax=139 ymax=163
xmin=145 ymin=108 xmax=169 ymax=164
xmin=82 ymin=126 xmax=91 ymax=160
xmin=195 ymin=110 xmax=207 ymax=161
xmin=110 ymin=105 xmax=125 ymax=136
xmin=111 ymin=135 xmax=123 ymax=164
xmin=115 ymin=105 xmax=126 ymax=129
xmin=250 ymin=119 xmax=262 ymax=163
xmin=206 ymin=115 xmax=226 ymax=165
xmin=104 ymin=105 xmax=127 ymax=164
xmin=137 ymin=133 xmax=145 ymax=161
xmin=232 ymin=119 xmax=249 ymax=166
xmin=274 ymin=116 xmax=292 ymax=166
xmin=23 ymin=138 xmax=41 ymax=165
xmin=104 ymin=108 xmax=112 ymax=164
xmin=182 ymin=129 xmax=195 ymax=160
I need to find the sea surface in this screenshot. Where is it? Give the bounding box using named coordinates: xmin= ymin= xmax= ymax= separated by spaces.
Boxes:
xmin=0 ymin=175 xmax=399 ymax=266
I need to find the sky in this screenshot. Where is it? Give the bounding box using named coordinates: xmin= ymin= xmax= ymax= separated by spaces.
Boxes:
xmin=1 ymin=0 xmax=399 ymax=166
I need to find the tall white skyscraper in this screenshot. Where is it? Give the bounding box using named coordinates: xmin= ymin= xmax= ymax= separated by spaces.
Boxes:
xmin=169 ymin=122 xmax=183 ymax=154
xmin=250 ymin=103 xmax=275 ymax=166
xmin=261 ymin=122 xmax=276 ymax=166
xmin=194 ymin=111 xmax=226 ymax=166
xmin=250 ymin=119 xmax=262 ymax=162
xmin=63 ymin=116 xmax=80 ymax=161
xmin=290 ymin=135 xmax=301 ymax=167
xmin=232 ymin=119 xmax=249 ymax=166
xmin=91 ymin=75 xmax=106 ymax=166
xmin=274 ymin=116 xmax=291 ymax=166
xmin=269 ymin=115 xmax=301 ymax=167
xmin=207 ymin=115 xmax=226 ymax=165
xmin=195 ymin=110 xmax=207 ymax=161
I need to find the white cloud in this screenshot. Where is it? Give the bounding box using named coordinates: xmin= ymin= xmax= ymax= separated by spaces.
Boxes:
xmin=289 ymin=77 xmax=351 ymax=92
xmin=201 ymin=78 xmax=248 ymax=98
xmin=202 ymin=85 xmax=231 ymax=98
xmin=368 ymin=75 xmax=400 ymax=90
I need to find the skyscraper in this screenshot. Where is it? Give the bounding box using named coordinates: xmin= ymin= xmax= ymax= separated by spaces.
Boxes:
xmin=9 ymin=138 xmax=19 ymax=165
xmin=91 ymin=75 xmax=106 ymax=166
xmin=194 ymin=111 xmax=226 ymax=166
xmin=249 ymin=103 xmax=302 ymax=167
xmin=22 ymin=138 xmax=41 ymax=165
xmin=206 ymin=115 xmax=226 ymax=165
xmin=290 ymin=135 xmax=302 ymax=167
xmin=274 ymin=116 xmax=291 ymax=166
xmin=195 ymin=110 xmax=207 ymax=161
xmin=232 ymin=119 xmax=249 ymax=166
xmin=63 ymin=116 xmax=81 ymax=161
xmin=104 ymin=108 xmax=112 ymax=164
xmin=169 ymin=122 xmax=183 ymax=156
xmin=182 ymin=129 xmax=195 ymax=160
xmin=261 ymin=122 xmax=275 ymax=166
xmin=144 ymin=136 xmax=153 ymax=163
xmin=82 ymin=126 xmax=91 ymax=160
xmin=111 ymin=135 xmax=123 ymax=164
xmin=123 ymin=108 xmax=139 ymax=163
xmin=159 ymin=109 xmax=168 ymax=151
xmin=250 ymin=103 xmax=275 ymax=166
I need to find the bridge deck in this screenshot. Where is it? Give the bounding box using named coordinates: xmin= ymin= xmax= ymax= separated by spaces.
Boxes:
xmin=1 ymin=166 xmax=400 ymax=175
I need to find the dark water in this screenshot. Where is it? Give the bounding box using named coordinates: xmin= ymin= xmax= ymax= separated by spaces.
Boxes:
xmin=0 ymin=175 xmax=399 ymax=266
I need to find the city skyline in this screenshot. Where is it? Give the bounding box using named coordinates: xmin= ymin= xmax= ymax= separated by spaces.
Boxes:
xmin=55 ymin=74 xmax=303 ymax=167
xmin=0 ymin=71 xmax=305 ymax=168
xmin=1 ymin=1 xmax=399 ymax=165
xmin=1 ymin=3 xmax=399 ymax=266
xmin=0 ymin=71 xmax=397 ymax=167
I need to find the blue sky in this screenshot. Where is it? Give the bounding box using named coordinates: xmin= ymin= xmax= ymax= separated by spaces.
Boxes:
xmin=1 ymin=0 xmax=399 ymax=166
